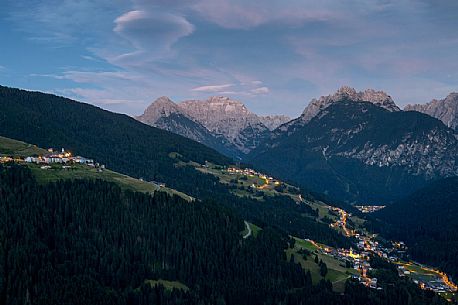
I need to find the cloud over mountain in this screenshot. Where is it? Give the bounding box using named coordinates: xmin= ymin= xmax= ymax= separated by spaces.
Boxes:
xmin=2 ymin=0 xmax=458 ymax=116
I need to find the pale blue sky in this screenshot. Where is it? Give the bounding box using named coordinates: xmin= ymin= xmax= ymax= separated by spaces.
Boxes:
xmin=1 ymin=0 xmax=457 ymax=116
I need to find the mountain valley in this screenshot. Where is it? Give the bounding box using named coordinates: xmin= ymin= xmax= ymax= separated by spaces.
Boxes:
xmin=140 ymin=86 xmax=458 ymax=205
xmin=1 ymin=85 xmax=457 ymax=304
xmin=3 ymin=2 xmax=458 ymax=304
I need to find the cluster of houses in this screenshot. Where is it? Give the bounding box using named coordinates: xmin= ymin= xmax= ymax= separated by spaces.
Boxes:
xmin=227 ymin=167 xmax=258 ymax=176
xmin=329 ymin=207 xmax=355 ymax=237
xmin=0 ymin=156 xmax=17 ymax=163
xmin=226 ymin=167 xmax=281 ymax=188
xmin=355 ymin=205 xmax=386 ymax=213
xmin=332 ymin=216 xmax=456 ymax=294
xmin=227 ymin=167 xmax=273 ymax=181
xmin=354 ymin=232 xmax=458 ymax=294
xmin=310 ymin=198 xmax=458 ymax=295
xmin=324 ymin=207 xmax=412 ymax=290
xmin=1 ymin=148 xmax=105 ymax=171
xmin=316 ymin=241 xmax=381 ymax=289
xmin=397 ymin=265 xmax=457 ymax=293
xmin=23 ymin=148 xmax=94 ymax=165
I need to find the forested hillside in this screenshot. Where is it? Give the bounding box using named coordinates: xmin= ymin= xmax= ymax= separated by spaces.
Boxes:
xmin=0 ymin=86 xmax=351 ymax=249
xmin=0 ymin=165 xmax=447 ymax=305
xmin=0 ymin=86 xmax=230 ymax=184
xmin=373 ymin=177 xmax=458 ymax=279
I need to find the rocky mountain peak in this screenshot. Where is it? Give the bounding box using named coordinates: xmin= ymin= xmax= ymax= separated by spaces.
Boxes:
xmin=360 ymin=89 xmax=399 ymax=111
xmin=137 ymin=95 xmax=281 ymax=156
xmin=178 ymin=96 xmax=269 ymax=153
xmin=137 ymin=95 xmax=291 ymax=156
xmin=301 ymin=87 xmax=400 ymax=123
xmin=335 ymin=86 xmax=358 ymax=98
xmin=405 ymin=92 xmax=458 ymax=130
xmin=184 ymin=96 xmax=253 ymax=118
xmin=179 ymin=96 xmax=263 ymax=127
xmin=136 ymin=96 xmax=181 ymax=125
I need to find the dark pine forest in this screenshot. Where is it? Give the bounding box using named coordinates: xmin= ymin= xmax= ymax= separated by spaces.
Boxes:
xmin=0 ymin=164 xmax=448 ymax=305
xmin=373 ymin=177 xmax=458 ymax=281
xmin=0 ymin=85 xmax=351 ymax=249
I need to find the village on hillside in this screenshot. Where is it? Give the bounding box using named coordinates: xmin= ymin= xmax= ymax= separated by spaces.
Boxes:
xmin=355 ymin=205 xmax=386 ymax=213
xmin=200 ymin=162 xmax=458 ymax=298
xmin=317 ymin=206 xmax=458 ymax=296
xmin=0 ymin=148 xmax=104 ymax=171
xmin=226 ymin=166 xmax=281 ymax=189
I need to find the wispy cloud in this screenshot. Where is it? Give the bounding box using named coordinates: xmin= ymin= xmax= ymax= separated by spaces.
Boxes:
xmin=191 ymin=82 xmax=270 ymax=97
xmin=3 ymin=0 xmax=458 ymax=117
xmin=251 ymin=87 xmax=269 ymax=94
xmin=192 ymin=84 xmax=234 ymax=92
xmin=191 ymin=0 xmax=341 ymax=29
xmin=5 ymin=0 xmax=124 ymax=44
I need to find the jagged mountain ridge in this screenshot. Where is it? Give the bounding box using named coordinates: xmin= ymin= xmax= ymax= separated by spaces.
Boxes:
xmin=405 ymin=92 xmax=458 ymax=131
xmin=137 ymin=96 xmax=290 ymax=158
xmin=301 ymin=86 xmax=399 ymax=123
xmin=259 ymin=115 xmax=291 ymax=130
xmin=136 ymin=97 xmax=239 ymax=157
xmin=248 ymin=88 xmax=458 ymax=204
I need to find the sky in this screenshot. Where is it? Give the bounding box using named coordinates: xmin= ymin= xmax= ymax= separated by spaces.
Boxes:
xmin=1 ymin=0 xmax=457 ymax=117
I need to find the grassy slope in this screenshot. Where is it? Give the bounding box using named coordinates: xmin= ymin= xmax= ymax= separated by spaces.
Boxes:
xmin=28 ymin=163 xmax=193 ymax=201
xmin=195 ymin=162 xmax=368 ymax=240
xmin=196 ymin=163 xmax=304 ymax=203
xmin=142 ymin=279 xmax=189 ymax=292
xmin=0 ymin=85 xmax=230 ymax=190
xmin=0 ymin=136 xmax=48 ymax=157
xmin=0 ymin=136 xmax=193 ymax=201
xmin=286 ymin=237 xmax=358 ymax=293
xmin=241 ymin=222 xmax=262 ymax=238
xmin=249 ymin=222 xmax=262 ymax=238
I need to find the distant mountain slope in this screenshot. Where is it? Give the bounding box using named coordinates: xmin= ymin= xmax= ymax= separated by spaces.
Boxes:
xmin=405 ymin=92 xmax=458 ymax=131
xmin=374 ymin=177 xmax=458 ymax=279
xmin=179 ymin=96 xmax=271 ymax=154
xmin=259 ymin=115 xmax=291 ymax=130
xmin=0 ymin=85 xmax=231 ymax=188
xmin=137 ymin=96 xmax=290 ymax=158
xmin=137 ymin=96 xmax=239 ymax=158
xmin=248 ymin=88 xmax=458 ymax=204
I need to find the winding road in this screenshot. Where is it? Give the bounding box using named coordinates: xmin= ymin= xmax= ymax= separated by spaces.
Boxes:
xmin=243 ymin=221 xmax=252 ymax=239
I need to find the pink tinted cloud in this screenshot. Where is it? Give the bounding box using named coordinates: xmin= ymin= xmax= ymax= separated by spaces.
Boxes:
xmin=191 ymin=84 xmax=234 ymax=92
xmin=191 ymin=0 xmax=341 ymax=29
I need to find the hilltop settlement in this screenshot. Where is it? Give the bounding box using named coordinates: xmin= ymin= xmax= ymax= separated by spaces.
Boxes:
xmin=0 ymin=148 xmax=104 ymax=170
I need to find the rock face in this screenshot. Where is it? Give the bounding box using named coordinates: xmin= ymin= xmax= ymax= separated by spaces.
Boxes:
xmin=259 ymin=115 xmax=291 ymax=130
xmin=137 ymin=96 xmax=282 ymax=158
xmin=137 ymin=97 xmax=239 ymax=158
xmin=301 ymin=86 xmax=400 ymax=123
xmin=179 ymin=96 xmax=271 ymax=154
xmin=405 ymin=92 xmax=458 ymax=131
xmin=249 ymin=89 xmax=458 ymax=204
xmin=136 ymin=96 xmax=180 ymax=124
